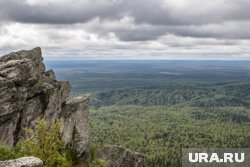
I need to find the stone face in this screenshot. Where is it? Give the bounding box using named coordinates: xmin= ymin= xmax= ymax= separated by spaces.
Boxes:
xmin=0 ymin=48 xmax=90 ymax=158
xmin=0 ymin=157 xmax=43 ymax=167
xmin=61 ymin=95 xmax=90 ymax=157
xmin=96 ymin=146 xmax=148 ymax=167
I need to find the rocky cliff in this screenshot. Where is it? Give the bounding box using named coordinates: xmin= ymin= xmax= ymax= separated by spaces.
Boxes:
xmin=97 ymin=146 xmax=147 ymax=167
xmin=0 ymin=47 xmax=90 ymax=158
xmin=0 ymin=48 xmax=148 ymax=167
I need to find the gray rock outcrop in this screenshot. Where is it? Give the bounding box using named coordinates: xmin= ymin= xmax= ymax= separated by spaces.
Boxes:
xmin=0 ymin=157 xmax=43 ymax=167
xmin=0 ymin=47 xmax=90 ymax=158
xmin=96 ymin=145 xmax=148 ymax=167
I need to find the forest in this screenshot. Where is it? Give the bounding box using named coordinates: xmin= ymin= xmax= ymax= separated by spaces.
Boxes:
xmin=46 ymin=60 xmax=250 ymax=167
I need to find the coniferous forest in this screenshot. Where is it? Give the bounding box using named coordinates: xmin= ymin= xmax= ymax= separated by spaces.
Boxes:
xmin=46 ymin=60 xmax=250 ymax=167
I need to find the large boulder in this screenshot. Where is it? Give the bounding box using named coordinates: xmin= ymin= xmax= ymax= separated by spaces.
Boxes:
xmin=96 ymin=145 xmax=148 ymax=167
xmin=0 ymin=48 xmax=90 ymax=158
xmin=0 ymin=157 xmax=43 ymax=167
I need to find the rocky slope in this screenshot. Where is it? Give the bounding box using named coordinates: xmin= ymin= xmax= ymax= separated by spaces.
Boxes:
xmin=0 ymin=48 xmax=148 ymax=167
xmin=0 ymin=47 xmax=90 ymax=158
xmin=97 ymin=146 xmax=147 ymax=167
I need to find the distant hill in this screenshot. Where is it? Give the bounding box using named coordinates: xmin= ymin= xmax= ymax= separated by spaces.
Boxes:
xmin=91 ymin=81 xmax=250 ymax=108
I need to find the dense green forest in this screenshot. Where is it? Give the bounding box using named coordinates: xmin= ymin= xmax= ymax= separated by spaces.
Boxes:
xmin=90 ymin=105 xmax=250 ymax=166
xmin=91 ymin=81 xmax=250 ymax=108
xmin=46 ymin=60 xmax=250 ymax=167
xmin=89 ymin=84 xmax=250 ymax=166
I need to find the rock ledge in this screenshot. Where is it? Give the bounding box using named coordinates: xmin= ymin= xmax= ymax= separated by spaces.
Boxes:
xmin=0 ymin=157 xmax=43 ymax=167
xmin=97 ymin=145 xmax=148 ymax=167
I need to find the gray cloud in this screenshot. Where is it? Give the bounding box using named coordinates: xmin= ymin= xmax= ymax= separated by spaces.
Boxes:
xmin=0 ymin=0 xmax=125 ymax=24
xmin=1 ymin=0 xmax=250 ymax=25
xmin=1 ymin=0 xmax=250 ymax=41
xmin=0 ymin=0 xmax=250 ymax=59
xmin=84 ymin=18 xmax=250 ymax=41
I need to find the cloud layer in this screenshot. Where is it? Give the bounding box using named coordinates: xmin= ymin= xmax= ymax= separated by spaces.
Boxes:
xmin=0 ymin=0 xmax=250 ymax=59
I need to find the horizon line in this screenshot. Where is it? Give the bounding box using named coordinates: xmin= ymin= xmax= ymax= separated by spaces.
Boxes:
xmin=44 ymin=59 xmax=250 ymax=61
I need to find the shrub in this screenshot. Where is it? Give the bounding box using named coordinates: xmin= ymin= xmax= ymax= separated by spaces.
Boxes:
xmin=89 ymin=144 xmax=107 ymax=167
xmin=0 ymin=118 xmax=107 ymax=167
xmin=15 ymin=118 xmax=72 ymax=167
xmin=0 ymin=142 xmax=16 ymax=161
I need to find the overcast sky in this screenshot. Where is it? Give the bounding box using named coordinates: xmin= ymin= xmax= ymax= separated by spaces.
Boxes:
xmin=0 ymin=0 xmax=250 ymax=60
